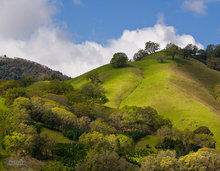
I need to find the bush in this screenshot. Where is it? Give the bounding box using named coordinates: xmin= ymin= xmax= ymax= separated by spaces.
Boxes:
xmin=81 ymin=83 xmax=108 ymax=104
xmin=122 ymin=131 xmax=148 ymax=141
xmin=206 ymin=57 xmax=220 ymax=71
xmin=156 ymin=55 xmax=166 ymax=63
xmin=5 ymin=87 xmax=26 ymax=105
xmin=55 ymin=143 xmax=87 ymax=168
xmin=76 ymin=151 xmax=139 ymax=171
xmin=63 ymin=128 xmax=84 ymax=140
xmin=45 ymin=80 xmax=74 ymax=95
xmin=194 ymin=126 xmax=212 ymax=135
xmin=110 ymin=52 xmax=128 ymax=68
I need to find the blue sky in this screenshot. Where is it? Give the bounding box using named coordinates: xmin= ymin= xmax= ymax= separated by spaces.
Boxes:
xmin=0 ymin=0 xmax=219 ymax=77
xmin=58 ymin=0 xmax=220 ymax=46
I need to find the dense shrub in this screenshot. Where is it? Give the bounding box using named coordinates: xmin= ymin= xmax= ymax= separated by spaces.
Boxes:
xmin=45 ymin=80 xmax=74 ymax=95
xmin=122 ymin=131 xmax=148 ymax=141
xmin=63 ymin=128 xmax=84 ymax=140
xmin=5 ymin=87 xmax=26 ymax=105
xmin=55 ymin=143 xmax=87 ymax=168
xmin=194 ymin=126 xmax=212 ymax=135
xmin=76 ymin=151 xmax=139 ymax=171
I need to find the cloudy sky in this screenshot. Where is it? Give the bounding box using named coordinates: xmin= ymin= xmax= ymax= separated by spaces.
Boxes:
xmin=0 ymin=0 xmax=219 ymax=77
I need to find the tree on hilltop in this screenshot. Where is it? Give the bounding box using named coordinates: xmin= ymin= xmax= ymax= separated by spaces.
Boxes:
xmin=110 ymin=52 xmax=128 ymax=68
xmin=165 ymin=43 xmax=180 ymax=60
xmin=145 ymin=41 xmax=160 ymax=54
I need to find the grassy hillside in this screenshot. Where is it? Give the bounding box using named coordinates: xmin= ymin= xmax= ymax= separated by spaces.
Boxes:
xmin=69 ymin=52 xmax=220 ymax=148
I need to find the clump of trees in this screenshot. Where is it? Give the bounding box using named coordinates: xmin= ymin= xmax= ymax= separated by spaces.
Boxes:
xmin=164 ymin=43 xmax=180 ymax=60
xmin=133 ymin=41 xmax=160 ymax=61
xmin=110 ymin=52 xmax=128 ymax=68
xmin=133 ymin=49 xmax=148 ymax=61
xmin=145 ymin=41 xmax=160 ymax=54
xmin=0 ymin=57 xmax=70 ymax=80
xmin=140 ymin=148 xmax=220 ymax=170
xmin=163 ymin=42 xmax=220 ymax=71
xmin=156 ymin=126 xmax=216 ymax=157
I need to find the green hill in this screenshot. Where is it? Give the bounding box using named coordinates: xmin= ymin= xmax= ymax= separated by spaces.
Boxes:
xmin=69 ymin=52 xmax=220 ymax=148
xmin=0 ymin=57 xmax=70 ymax=80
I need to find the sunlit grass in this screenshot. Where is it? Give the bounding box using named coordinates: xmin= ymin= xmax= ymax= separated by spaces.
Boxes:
xmin=69 ymin=52 xmax=220 ymax=148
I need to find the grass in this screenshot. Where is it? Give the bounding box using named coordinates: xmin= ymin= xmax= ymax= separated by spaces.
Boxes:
xmin=69 ymin=64 xmax=143 ymax=108
xmin=40 ymin=127 xmax=72 ymax=143
xmin=69 ymin=52 xmax=220 ymax=149
xmin=135 ymin=135 xmax=158 ymax=151
xmin=0 ymin=97 xmax=8 ymax=110
xmin=26 ymin=81 xmax=50 ymax=90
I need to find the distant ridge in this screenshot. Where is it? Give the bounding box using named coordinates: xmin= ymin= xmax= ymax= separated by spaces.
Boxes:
xmin=0 ymin=56 xmax=71 ymax=80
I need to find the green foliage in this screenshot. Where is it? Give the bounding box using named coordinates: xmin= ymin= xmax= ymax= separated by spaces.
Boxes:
xmin=62 ymin=128 xmax=84 ymax=140
xmin=81 ymin=83 xmax=108 ymax=104
xmin=55 ymin=143 xmax=87 ymax=168
xmin=0 ymin=80 xmax=20 ymax=95
xmin=90 ymin=119 xmax=116 ymax=134
xmin=140 ymin=148 xmax=220 ymax=171
xmin=124 ymin=149 xmax=153 ymax=165
xmin=41 ymin=110 xmax=61 ymax=129
xmin=51 ymin=107 xmax=77 ymax=130
xmin=140 ymin=150 xmax=177 ymax=171
xmin=206 ymin=44 xmax=216 ymax=57
xmin=45 ymin=80 xmax=74 ymax=95
xmin=19 ymin=77 xmax=35 ymax=87
xmin=145 ymin=41 xmax=160 ymax=54
xmin=122 ymin=131 xmax=148 ymax=141
xmin=79 ymin=131 xmax=134 ymax=153
xmin=0 ymin=56 xmax=70 ymax=80
xmin=164 ymin=43 xmax=180 ymax=60
xmin=157 ymin=126 xmax=216 ymax=157
xmin=86 ymin=71 xmax=102 ymax=84
xmin=214 ymin=44 xmax=220 ymax=57
xmin=76 ymin=151 xmax=139 ymax=171
xmin=4 ymin=132 xmax=27 ymax=153
xmin=110 ymin=52 xmax=128 ymax=68
xmin=206 ymin=57 xmax=220 ymax=71
xmin=120 ymin=106 xmax=171 ymax=132
xmin=133 ymin=49 xmax=148 ymax=61
xmin=194 ymin=126 xmax=212 ymax=135
xmin=44 ymin=94 xmax=70 ymax=107
xmin=178 ymin=148 xmax=220 ymax=171
xmin=5 ymin=87 xmax=26 ymax=105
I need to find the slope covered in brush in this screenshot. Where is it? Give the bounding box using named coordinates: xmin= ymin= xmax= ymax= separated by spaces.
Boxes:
xmin=69 ymin=52 xmax=220 ymax=148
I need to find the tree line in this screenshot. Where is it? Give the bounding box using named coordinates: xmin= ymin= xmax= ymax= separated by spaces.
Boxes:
xmin=110 ymin=41 xmax=220 ymax=72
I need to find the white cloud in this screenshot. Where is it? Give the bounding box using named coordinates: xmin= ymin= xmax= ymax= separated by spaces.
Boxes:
xmin=0 ymin=0 xmax=56 ymax=38
xmin=0 ymin=24 xmax=203 ymax=77
xmin=183 ymin=0 xmax=220 ymax=14
xmin=0 ymin=0 xmax=203 ymax=77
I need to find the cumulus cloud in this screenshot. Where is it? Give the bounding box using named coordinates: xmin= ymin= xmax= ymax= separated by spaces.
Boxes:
xmin=0 ymin=0 xmax=203 ymax=77
xmin=183 ymin=0 xmax=220 ymax=14
xmin=0 ymin=24 xmax=203 ymax=77
xmin=0 ymin=0 xmax=56 ymax=39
